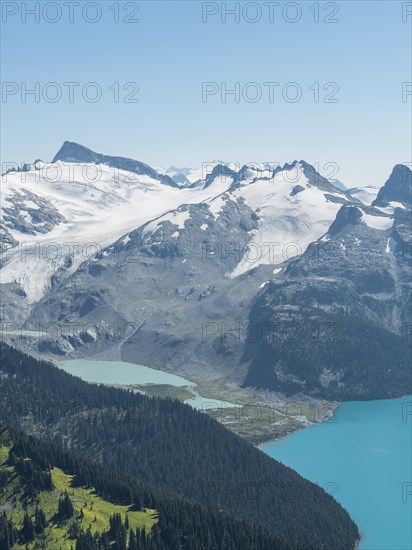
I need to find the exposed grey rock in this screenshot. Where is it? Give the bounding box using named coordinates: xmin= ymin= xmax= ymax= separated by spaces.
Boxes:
xmin=2 ymin=189 xmax=65 ymax=236
xmin=290 ymin=185 xmax=305 ymax=197
xmin=373 ymin=164 xmax=412 ymax=209
xmin=0 ymin=226 xmax=18 ymax=252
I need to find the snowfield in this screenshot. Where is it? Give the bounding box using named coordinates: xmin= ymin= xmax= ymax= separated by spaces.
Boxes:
xmin=227 ymin=164 xmax=345 ymax=277
xmin=361 ymin=212 xmax=393 ymax=230
xmin=1 ymin=161 xmax=234 ymax=302
xmin=0 ymin=152 xmax=379 ymax=305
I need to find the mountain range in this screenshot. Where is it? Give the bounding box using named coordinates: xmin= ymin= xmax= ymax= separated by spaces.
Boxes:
xmin=1 ymin=141 xmax=411 ymax=401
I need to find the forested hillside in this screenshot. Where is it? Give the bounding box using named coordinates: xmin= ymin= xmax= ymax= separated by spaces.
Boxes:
xmin=0 ymin=343 xmax=360 ymax=549
xmin=0 ymin=424 xmax=310 ymax=550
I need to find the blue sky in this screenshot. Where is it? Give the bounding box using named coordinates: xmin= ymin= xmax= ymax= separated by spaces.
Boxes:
xmin=1 ymin=0 xmax=411 ymax=187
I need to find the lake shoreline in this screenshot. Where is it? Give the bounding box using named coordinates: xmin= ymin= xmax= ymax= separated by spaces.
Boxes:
xmin=55 ymin=356 xmax=411 ymax=450
xmin=54 ymin=357 xmax=341 ymax=445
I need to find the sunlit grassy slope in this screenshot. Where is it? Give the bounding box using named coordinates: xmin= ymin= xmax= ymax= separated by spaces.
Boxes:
xmin=0 ymin=443 xmax=157 ymax=549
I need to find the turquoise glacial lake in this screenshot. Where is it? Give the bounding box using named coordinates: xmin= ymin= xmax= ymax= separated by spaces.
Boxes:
xmin=59 ymin=359 xmax=238 ymax=410
xmin=261 ymin=395 xmax=412 ymax=550
xmin=60 ymin=359 xmax=196 ymax=387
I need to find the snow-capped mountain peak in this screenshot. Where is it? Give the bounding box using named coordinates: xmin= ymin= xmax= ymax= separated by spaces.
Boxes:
xmin=52 ymin=141 xmax=178 ymax=187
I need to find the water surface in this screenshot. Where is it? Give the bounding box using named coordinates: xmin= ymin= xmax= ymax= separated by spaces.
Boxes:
xmin=261 ymin=396 xmax=412 ymax=550
xmin=59 ymin=359 xmax=238 ymax=410
xmin=60 ymin=359 xmax=195 ymax=387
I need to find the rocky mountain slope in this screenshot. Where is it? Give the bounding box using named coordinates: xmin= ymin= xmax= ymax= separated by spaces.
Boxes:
xmin=243 ymin=165 xmax=412 ymax=399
